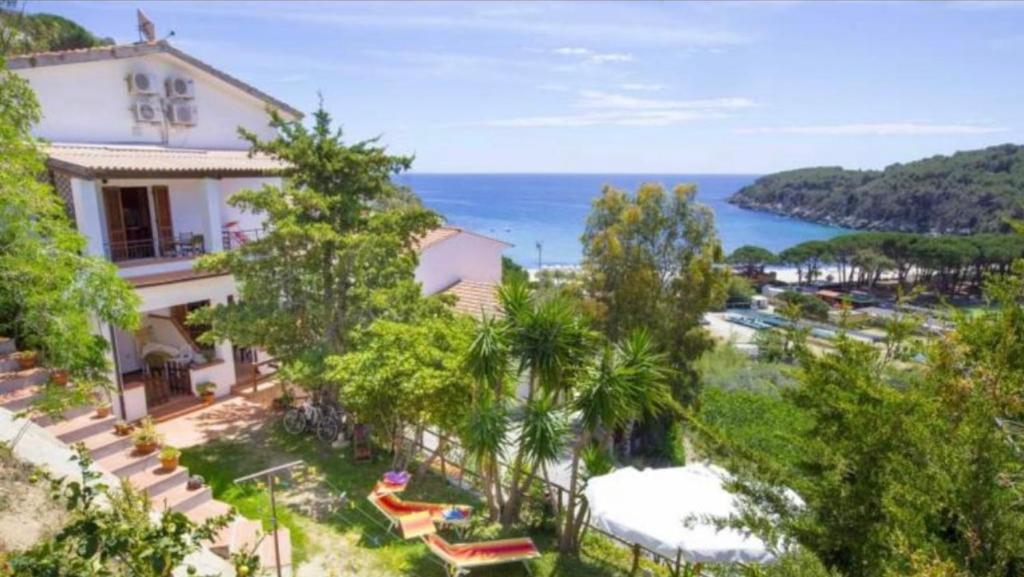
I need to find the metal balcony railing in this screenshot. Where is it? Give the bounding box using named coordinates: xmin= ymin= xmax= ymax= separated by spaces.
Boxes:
xmin=222 ymin=228 xmax=264 ymax=251
xmin=106 ymin=232 xmax=206 ymax=263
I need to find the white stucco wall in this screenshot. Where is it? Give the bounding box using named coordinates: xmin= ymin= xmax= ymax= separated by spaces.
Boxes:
xmin=415 ymin=232 xmax=508 ymax=295
xmin=15 ymin=52 xmax=281 ymax=148
xmin=135 ymin=274 xmax=237 ymax=312
xmin=219 ymin=176 xmax=279 ymax=231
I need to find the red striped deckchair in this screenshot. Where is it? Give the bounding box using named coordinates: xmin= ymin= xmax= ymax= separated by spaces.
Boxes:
xmin=367 ymin=485 xmax=472 ymax=532
xmin=423 ymin=533 xmax=540 ymax=576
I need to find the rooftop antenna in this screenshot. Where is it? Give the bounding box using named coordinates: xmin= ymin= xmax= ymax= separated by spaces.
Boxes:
xmin=137 ymin=9 xmax=156 ymax=43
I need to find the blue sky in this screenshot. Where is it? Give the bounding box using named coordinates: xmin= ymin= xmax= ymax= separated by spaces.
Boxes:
xmin=32 ymin=1 xmax=1024 ymax=173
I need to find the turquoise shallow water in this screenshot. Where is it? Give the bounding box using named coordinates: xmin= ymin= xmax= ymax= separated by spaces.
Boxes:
xmin=397 ymin=173 xmax=848 ymax=266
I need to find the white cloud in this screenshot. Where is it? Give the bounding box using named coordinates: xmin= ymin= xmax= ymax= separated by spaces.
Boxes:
xmin=576 ymin=90 xmax=755 ymax=111
xmin=482 ymin=110 xmax=728 ymax=127
xmin=736 ymin=123 xmax=1011 ymax=135
xmin=620 ymin=83 xmax=664 ymax=92
xmin=479 ymin=89 xmax=753 ymax=127
xmin=552 ymin=47 xmax=633 ymax=64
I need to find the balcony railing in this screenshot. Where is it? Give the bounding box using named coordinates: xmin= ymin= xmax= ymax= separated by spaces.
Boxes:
xmin=106 ymin=232 xmax=206 ymax=263
xmin=222 ymin=228 xmax=264 ymax=251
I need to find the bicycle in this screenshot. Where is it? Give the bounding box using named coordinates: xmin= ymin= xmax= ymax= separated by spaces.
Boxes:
xmin=283 ymin=398 xmax=340 ymax=443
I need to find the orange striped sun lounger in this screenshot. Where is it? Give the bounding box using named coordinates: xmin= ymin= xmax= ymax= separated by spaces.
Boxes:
xmin=398 ymin=511 xmax=437 ymax=539
xmin=367 ymin=485 xmax=473 ymax=533
xmin=423 ymin=533 xmax=540 ymax=577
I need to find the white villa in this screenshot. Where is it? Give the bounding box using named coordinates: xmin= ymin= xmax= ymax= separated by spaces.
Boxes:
xmin=8 ymin=40 xmax=508 ymax=421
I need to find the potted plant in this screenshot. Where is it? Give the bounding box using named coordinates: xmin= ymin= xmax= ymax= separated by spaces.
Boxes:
xmin=113 ymin=420 xmax=134 ymax=436
xmin=14 ymin=351 xmax=37 ymax=370
xmin=196 ymin=381 xmax=216 ymax=406
xmin=132 ymin=417 xmax=161 ymax=455
xmin=49 ymin=369 xmax=69 ymax=386
xmin=159 ymin=446 xmax=181 ymax=471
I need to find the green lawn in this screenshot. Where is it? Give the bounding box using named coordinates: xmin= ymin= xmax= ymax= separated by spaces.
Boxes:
xmin=180 ymin=420 xmax=664 ymax=576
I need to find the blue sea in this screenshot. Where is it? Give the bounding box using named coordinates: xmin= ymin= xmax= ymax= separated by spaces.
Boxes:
xmin=396 ymin=173 xmax=848 ymax=266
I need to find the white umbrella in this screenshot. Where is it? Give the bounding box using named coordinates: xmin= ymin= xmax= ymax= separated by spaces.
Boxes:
xmin=584 ymin=464 xmax=775 ymax=564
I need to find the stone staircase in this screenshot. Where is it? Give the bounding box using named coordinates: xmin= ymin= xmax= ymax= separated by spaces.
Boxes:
xmin=0 ymin=337 xmax=291 ymax=572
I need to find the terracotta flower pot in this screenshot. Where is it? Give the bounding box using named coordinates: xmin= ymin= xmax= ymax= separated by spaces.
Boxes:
xmin=134 ymin=441 xmax=158 ymax=455
xmin=50 ymin=370 xmax=69 ymax=386
xmin=160 ymin=456 xmax=179 ymax=472
xmin=114 ymin=422 xmax=134 ymax=436
xmin=16 ymin=353 xmax=37 ymax=370
xmin=201 ymin=392 xmax=215 ymax=406
xmin=96 ymin=405 xmax=112 ymax=418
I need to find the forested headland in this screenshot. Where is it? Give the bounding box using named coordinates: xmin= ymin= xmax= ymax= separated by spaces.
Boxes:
xmin=729 ymin=143 xmax=1024 ymax=234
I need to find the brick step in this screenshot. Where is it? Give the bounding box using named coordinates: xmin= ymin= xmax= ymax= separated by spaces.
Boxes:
xmin=0 ymin=352 xmax=20 ymax=373
xmin=96 ymin=443 xmax=155 ymax=476
xmin=150 ymin=396 xmax=206 ymax=423
xmin=0 ymin=368 xmax=48 ymax=395
xmin=125 ymin=464 xmax=189 ymax=498
xmin=154 ymin=482 xmax=213 ymax=514
xmin=212 ymin=518 xmax=264 ymax=558
xmin=256 ymin=526 xmax=291 ymax=570
xmin=0 ymin=338 xmax=15 ymax=356
xmin=46 ymin=411 xmax=116 ymax=444
xmin=0 ymin=385 xmax=41 ymax=413
xmin=30 ymin=403 xmax=94 ymax=426
xmin=210 ymin=518 xmax=254 ymax=558
xmin=186 ymin=499 xmax=233 ymax=526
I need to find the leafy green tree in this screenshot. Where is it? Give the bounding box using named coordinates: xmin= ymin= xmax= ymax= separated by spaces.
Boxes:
xmin=704 ymin=261 xmax=1024 ymax=577
xmin=462 ymin=279 xmax=594 ymax=525
xmin=559 ymin=330 xmax=673 ymax=553
xmin=329 ymin=316 xmax=473 ymax=469
xmin=0 ymin=61 xmax=138 ymax=417
xmin=728 ymin=245 xmax=777 ymax=277
xmin=502 ymin=256 xmax=529 ymax=285
xmin=581 ymin=183 xmax=728 ymax=458
xmin=726 ymin=275 xmax=756 ymax=306
xmin=1 ymin=6 xmax=113 ymax=56
xmin=195 ymin=106 xmax=442 ymax=390
xmin=777 ymin=291 xmax=829 ymax=321
xmin=5 ymin=446 xmax=231 ymax=577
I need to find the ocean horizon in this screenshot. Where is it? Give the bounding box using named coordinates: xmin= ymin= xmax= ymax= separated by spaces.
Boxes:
xmin=398 ymin=173 xmax=849 ymax=266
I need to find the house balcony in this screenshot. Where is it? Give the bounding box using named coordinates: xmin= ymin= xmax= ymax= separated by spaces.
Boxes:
xmin=221 ymin=226 xmax=264 ymax=251
xmin=106 ymin=232 xmax=207 ymax=264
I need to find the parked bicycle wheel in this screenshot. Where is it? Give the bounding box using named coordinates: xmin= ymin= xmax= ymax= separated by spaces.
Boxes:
xmin=283 ymin=407 xmax=307 ymax=434
xmin=316 ymin=415 xmax=339 ymax=443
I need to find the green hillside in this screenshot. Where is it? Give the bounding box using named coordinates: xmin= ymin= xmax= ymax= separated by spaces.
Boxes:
xmin=729 ymin=144 xmax=1024 ymax=233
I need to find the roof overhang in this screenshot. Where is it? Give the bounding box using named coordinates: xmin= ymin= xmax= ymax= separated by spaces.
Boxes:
xmin=8 ymin=40 xmax=303 ymax=119
xmin=45 ymin=143 xmax=290 ymax=180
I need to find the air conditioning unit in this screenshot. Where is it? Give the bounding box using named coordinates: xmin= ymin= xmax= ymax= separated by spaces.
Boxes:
xmin=128 ymin=71 xmax=159 ymax=95
xmin=167 ymin=102 xmax=198 ymax=126
xmin=132 ymin=97 xmax=162 ymax=123
xmin=165 ymin=75 xmax=195 ymax=99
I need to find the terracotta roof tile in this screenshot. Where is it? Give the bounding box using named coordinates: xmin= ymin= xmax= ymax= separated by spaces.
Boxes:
xmin=442 ymin=280 xmax=503 ymax=318
xmin=416 ymin=226 xmax=462 ymax=250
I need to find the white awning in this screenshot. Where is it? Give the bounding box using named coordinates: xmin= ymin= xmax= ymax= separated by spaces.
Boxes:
xmin=584 ymin=464 xmax=776 ymax=564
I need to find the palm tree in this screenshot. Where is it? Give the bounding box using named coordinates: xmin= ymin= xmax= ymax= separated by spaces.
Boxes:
xmin=500 ymin=279 xmax=595 ymax=525
xmin=460 ymin=397 xmax=511 ymax=522
xmin=560 ymin=330 xmax=672 ymax=553
xmin=463 ymin=278 xmax=596 ymax=525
